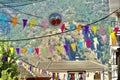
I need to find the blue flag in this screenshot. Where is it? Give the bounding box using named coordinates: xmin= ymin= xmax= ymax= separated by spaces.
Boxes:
xmin=78 ymin=42 xmax=83 ymax=49
xmin=70 ymin=24 xmax=75 ymax=32
xmin=28 ymin=48 xmax=33 ymax=55
xmin=1 ymin=16 xmax=7 ymax=26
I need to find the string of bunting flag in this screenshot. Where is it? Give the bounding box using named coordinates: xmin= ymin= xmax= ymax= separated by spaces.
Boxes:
xmin=0 ymin=8 xmax=120 ymax=42
xmin=16 ymin=60 xmax=51 ymax=77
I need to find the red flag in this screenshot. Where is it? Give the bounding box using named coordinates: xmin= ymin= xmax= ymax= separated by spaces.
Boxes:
xmin=61 ymin=24 xmax=65 ymax=33
xmin=35 ymin=48 xmax=39 ymax=55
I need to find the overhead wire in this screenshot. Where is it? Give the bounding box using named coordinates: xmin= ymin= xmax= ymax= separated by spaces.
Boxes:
xmin=0 ymin=0 xmax=45 ymax=8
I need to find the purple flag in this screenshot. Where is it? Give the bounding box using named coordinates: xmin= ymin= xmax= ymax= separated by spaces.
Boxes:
xmin=84 ymin=25 xmax=89 ymax=34
xmin=64 ymin=45 xmax=68 ymax=52
xmin=16 ymin=48 xmax=20 ymax=54
xmin=30 ymin=65 xmax=32 ymax=71
xmin=23 ymin=19 xmax=28 ymax=28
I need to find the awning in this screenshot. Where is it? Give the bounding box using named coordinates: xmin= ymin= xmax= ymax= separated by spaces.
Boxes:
xmin=38 ymin=60 xmax=108 ymax=72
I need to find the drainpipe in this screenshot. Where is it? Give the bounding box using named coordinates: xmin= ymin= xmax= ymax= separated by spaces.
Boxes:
xmin=116 ymin=12 xmax=120 ymax=80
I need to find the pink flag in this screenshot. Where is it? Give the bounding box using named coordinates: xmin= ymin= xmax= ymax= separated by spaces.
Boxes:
xmin=49 ymin=46 xmax=53 ymax=54
xmin=100 ymin=26 xmax=104 ymax=34
xmin=86 ymin=39 xmax=91 ymax=48
xmin=101 ymin=35 xmax=106 ymax=43
xmin=42 ymin=21 xmax=47 ymax=31
xmin=61 ymin=24 xmax=65 ymax=33
xmin=4 ymin=46 xmax=8 ymax=52
xmin=35 ymin=48 xmax=39 ymax=55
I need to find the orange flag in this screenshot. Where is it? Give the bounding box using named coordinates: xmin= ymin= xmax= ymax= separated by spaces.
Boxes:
xmin=22 ymin=48 xmax=27 ymax=54
xmin=12 ymin=17 xmax=17 ymax=27
xmin=77 ymin=24 xmax=82 ymax=32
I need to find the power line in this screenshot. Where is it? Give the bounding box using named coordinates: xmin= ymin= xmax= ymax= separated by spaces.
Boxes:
xmin=0 ymin=0 xmax=45 ymax=8
xmin=0 ymin=1 xmax=45 ymax=18
xmin=0 ymin=0 xmax=43 ymax=4
xmin=0 ymin=8 xmax=120 ymax=42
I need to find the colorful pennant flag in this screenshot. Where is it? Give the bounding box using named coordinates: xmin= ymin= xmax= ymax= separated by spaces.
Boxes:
xmin=16 ymin=48 xmax=20 ymax=54
xmin=36 ymin=68 xmax=39 ymax=73
xmin=57 ymin=46 xmax=63 ymax=53
xmin=114 ymin=27 xmax=119 ymax=34
xmin=22 ymin=48 xmax=27 ymax=54
xmin=33 ymin=67 xmax=36 ymax=72
xmin=4 ymin=46 xmax=8 ymax=52
xmin=78 ymin=42 xmax=83 ymax=49
xmin=12 ymin=17 xmax=17 ymax=27
xmin=93 ymin=37 xmax=99 ymax=50
xmin=30 ymin=19 xmax=36 ymax=28
xmin=49 ymin=46 xmax=53 ymax=54
xmin=0 ymin=54 xmax=3 ymax=58
xmin=61 ymin=24 xmax=65 ymax=33
xmin=86 ymin=39 xmax=91 ymax=48
xmin=1 ymin=16 xmax=7 ymax=26
xmin=7 ymin=57 xmax=11 ymax=63
xmin=100 ymin=26 xmax=104 ymax=34
xmin=70 ymin=24 xmax=75 ymax=32
xmin=29 ymin=65 xmax=32 ymax=71
xmin=70 ymin=43 xmax=76 ymax=51
xmin=40 ymin=69 xmax=42 ymax=74
xmin=35 ymin=48 xmax=39 ymax=55
xmin=64 ymin=45 xmax=68 ymax=52
xmin=42 ymin=21 xmax=47 ymax=31
xmin=26 ymin=64 xmax=29 ymax=70
xmin=42 ymin=47 xmax=47 ymax=55
xmin=111 ymin=32 xmax=117 ymax=45
xmin=108 ymin=26 xmax=113 ymax=34
xmin=46 ymin=71 xmax=49 ymax=75
xmin=84 ymin=25 xmax=89 ymax=34
xmin=10 ymin=47 xmax=14 ymax=54
xmin=92 ymin=26 xmax=97 ymax=35
xmin=77 ymin=24 xmax=82 ymax=32
xmin=27 ymin=48 xmax=33 ymax=55
xmin=23 ymin=19 xmax=28 ymax=28
xmin=101 ymin=35 xmax=106 ymax=43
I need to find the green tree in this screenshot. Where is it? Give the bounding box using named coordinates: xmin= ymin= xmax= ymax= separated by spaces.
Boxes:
xmin=0 ymin=42 xmax=19 ymax=80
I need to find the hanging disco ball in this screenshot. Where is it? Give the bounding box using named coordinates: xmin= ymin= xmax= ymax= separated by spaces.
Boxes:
xmin=49 ymin=13 xmax=62 ymax=26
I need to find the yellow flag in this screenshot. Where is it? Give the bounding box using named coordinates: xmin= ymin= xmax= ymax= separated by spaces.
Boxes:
xmin=0 ymin=53 xmax=3 ymax=58
xmin=111 ymin=32 xmax=117 ymax=45
xmin=10 ymin=48 xmax=14 ymax=55
xmin=92 ymin=26 xmax=97 ymax=35
xmin=30 ymin=19 xmax=36 ymax=28
xmin=57 ymin=46 xmax=63 ymax=53
xmin=8 ymin=57 xmax=11 ymax=63
xmin=26 ymin=64 xmax=29 ymax=70
xmin=33 ymin=67 xmax=36 ymax=72
xmin=71 ymin=43 xmax=76 ymax=51
xmin=22 ymin=48 xmax=27 ymax=54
